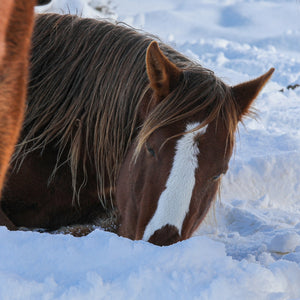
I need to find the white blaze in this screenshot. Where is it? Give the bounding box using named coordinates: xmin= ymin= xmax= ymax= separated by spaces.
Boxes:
xmin=142 ymin=122 xmax=208 ymax=241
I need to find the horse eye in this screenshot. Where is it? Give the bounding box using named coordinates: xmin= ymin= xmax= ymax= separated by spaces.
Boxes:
xmin=146 ymin=145 xmax=155 ymax=157
xmin=212 ymin=174 xmax=221 ymax=181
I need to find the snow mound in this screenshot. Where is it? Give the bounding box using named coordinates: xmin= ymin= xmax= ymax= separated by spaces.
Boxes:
xmin=268 ymin=232 xmax=300 ymax=254
xmin=35 ymin=0 xmax=116 ymax=19
xmin=1 ymin=228 xmax=300 ymax=300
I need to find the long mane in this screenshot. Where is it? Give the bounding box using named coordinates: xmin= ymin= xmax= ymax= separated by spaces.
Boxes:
xmin=13 ymin=14 xmax=238 ymax=209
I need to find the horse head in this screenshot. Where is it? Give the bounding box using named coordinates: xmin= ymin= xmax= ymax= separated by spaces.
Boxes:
xmin=116 ymin=41 xmax=274 ymax=246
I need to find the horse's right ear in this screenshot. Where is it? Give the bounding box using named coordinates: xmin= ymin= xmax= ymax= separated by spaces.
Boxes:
xmin=232 ymin=68 xmax=275 ymax=119
xmin=146 ymin=41 xmax=182 ymax=101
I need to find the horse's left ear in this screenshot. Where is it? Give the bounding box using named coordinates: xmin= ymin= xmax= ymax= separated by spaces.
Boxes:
xmin=232 ymin=68 xmax=275 ymax=118
xmin=146 ymin=41 xmax=183 ymax=100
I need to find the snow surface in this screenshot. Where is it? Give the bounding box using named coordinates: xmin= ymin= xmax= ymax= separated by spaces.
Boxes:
xmin=1 ymin=0 xmax=300 ymax=299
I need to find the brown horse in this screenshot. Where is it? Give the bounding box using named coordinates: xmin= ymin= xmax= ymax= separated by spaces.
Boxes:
xmin=0 ymin=0 xmax=37 ymax=229
xmin=1 ymin=14 xmax=274 ymax=245
xmin=0 ymin=0 xmax=52 ymax=229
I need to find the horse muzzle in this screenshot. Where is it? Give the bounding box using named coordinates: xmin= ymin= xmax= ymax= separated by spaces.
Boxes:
xmin=146 ymin=224 xmax=181 ymax=246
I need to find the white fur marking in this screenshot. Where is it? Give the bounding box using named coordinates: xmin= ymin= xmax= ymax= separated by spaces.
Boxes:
xmin=142 ymin=122 xmax=208 ymax=241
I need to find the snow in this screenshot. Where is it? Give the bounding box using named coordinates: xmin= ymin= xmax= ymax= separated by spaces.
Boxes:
xmin=268 ymin=232 xmax=300 ymax=254
xmin=35 ymin=0 xmax=116 ymax=19
xmin=1 ymin=0 xmax=300 ymax=299
xmin=2 ymin=228 xmax=300 ymax=300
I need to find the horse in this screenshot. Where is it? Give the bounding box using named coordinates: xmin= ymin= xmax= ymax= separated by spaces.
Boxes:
xmin=0 ymin=0 xmax=39 ymax=229
xmin=0 ymin=0 xmax=52 ymax=229
xmin=1 ymin=13 xmax=274 ymax=246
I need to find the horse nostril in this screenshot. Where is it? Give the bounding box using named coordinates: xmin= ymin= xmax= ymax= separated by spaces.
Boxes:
xmin=36 ymin=0 xmax=51 ymax=6
xmin=148 ymin=224 xmax=180 ymax=246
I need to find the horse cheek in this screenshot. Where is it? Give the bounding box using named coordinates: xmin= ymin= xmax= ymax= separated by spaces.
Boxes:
xmin=116 ymin=150 xmax=137 ymax=239
xmin=116 ymin=147 xmax=149 ymax=240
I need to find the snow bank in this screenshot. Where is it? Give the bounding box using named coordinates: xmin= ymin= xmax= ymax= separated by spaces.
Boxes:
xmin=1 ymin=228 xmax=300 ymax=300
xmin=35 ymin=0 xmax=116 ymax=19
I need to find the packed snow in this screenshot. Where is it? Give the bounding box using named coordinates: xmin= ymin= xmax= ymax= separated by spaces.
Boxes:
xmin=1 ymin=0 xmax=300 ymax=299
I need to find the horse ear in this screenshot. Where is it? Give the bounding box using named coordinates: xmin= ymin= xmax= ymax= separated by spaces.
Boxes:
xmin=146 ymin=41 xmax=182 ymax=100
xmin=232 ymin=68 xmax=275 ymax=118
